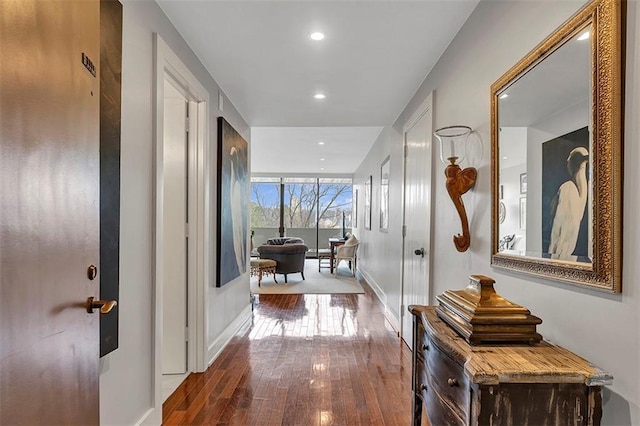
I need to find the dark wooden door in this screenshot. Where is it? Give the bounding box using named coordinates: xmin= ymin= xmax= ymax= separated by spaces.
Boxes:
xmin=0 ymin=1 xmax=101 ymax=424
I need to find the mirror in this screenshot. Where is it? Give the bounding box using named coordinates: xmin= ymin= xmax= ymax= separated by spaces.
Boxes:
xmin=491 ymin=0 xmax=624 ymax=293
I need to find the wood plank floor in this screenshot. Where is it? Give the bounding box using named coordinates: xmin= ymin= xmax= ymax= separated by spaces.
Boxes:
xmin=163 ymin=282 xmax=414 ymax=425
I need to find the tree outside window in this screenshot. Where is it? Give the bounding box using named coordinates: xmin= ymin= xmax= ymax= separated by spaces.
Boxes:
xmin=250 ymin=178 xmax=352 ymax=230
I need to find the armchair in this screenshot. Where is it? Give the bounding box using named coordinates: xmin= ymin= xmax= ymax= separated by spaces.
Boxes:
xmin=257 ymin=240 xmax=308 ymax=283
xmin=334 ymin=236 xmax=359 ymax=277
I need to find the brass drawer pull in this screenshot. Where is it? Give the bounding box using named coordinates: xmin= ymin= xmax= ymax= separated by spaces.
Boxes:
xmin=420 ymin=384 xmax=428 ymax=392
xmin=447 ymin=378 xmax=459 ymax=387
xmin=422 ymin=343 xmax=429 ymax=351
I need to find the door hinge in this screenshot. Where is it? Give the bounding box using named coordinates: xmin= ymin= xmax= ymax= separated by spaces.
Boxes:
xmin=402 ymin=225 xmax=407 ymax=238
xmin=404 ymin=143 xmax=408 ymax=157
xmin=185 ymin=223 xmax=190 ymax=238
xmin=400 ymin=304 xmax=405 ymax=315
xmin=185 ymin=326 xmax=189 ymax=342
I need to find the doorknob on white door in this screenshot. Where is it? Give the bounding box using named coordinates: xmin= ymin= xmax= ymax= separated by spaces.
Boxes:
xmin=414 ymin=248 xmax=425 ymax=258
xmin=86 ymin=297 xmax=117 ymax=314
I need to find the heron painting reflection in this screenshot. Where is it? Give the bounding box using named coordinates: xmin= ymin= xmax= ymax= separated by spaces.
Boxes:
xmin=541 ymin=127 xmax=590 ymax=261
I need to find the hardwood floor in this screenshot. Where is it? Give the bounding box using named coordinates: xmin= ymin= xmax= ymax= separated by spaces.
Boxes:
xmin=163 ymin=282 xmax=414 ymax=425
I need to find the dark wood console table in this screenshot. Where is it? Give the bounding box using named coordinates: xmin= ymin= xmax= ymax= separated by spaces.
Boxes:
xmin=410 ymin=305 xmax=612 ymax=426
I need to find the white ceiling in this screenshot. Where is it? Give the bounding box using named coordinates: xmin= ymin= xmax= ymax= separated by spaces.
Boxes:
xmin=498 ymin=29 xmax=591 ymax=169
xmin=498 ymin=27 xmax=591 ymax=127
xmin=251 ymin=126 xmax=383 ymax=174
xmin=157 ymin=0 xmax=480 ymax=173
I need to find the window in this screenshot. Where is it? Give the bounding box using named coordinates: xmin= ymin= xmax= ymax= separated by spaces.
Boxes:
xmin=250 ymin=177 xmax=353 ymax=256
xmin=319 ymin=178 xmax=352 ymax=232
xmin=250 ymin=177 xmax=280 ymax=229
xmin=282 ymin=178 xmax=318 ymax=229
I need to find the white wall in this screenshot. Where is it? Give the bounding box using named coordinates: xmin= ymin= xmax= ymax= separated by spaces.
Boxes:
xmin=499 ymin=164 xmax=526 ymax=249
xmin=99 ymin=2 xmax=250 ymax=424
xmin=498 ymin=127 xmax=527 ymax=251
xmin=358 ymin=1 xmax=640 ymax=424
xmin=353 ymin=126 xmax=404 ymax=322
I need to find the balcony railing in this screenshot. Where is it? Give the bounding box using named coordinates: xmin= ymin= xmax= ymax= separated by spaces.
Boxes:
xmin=252 ymin=227 xmax=352 ymax=257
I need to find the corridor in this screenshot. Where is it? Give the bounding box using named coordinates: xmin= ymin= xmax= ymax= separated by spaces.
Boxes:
xmin=163 ymin=284 xmax=413 ymax=425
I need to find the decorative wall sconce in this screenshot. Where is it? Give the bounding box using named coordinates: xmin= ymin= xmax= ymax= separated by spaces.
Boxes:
xmin=434 ymin=125 xmax=478 ymax=252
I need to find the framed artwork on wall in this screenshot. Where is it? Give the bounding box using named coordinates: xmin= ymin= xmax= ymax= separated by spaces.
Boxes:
xmin=379 ymin=156 xmax=390 ymax=231
xmin=364 ymin=175 xmax=372 ymax=230
xmin=519 ymin=197 xmax=527 ymax=230
xmin=216 ymin=117 xmax=248 ymax=287
xmin=541 ymin=127 xmax=589 ymax=258
xmin=520 ymin=173 xmax=527 ymax=194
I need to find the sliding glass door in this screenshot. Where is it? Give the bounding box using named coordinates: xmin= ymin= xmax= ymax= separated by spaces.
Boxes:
xmin=318 ymin=178 xmax=352 ymax=253
xmin=250 ymin=177 xmax=280 ymax=251
xmin=250 ymin=177 xmax=352 ymax=256
xmin=282 ymin=178 xmax=318 ymax=255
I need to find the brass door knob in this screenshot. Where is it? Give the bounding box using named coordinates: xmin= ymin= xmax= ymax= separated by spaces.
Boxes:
xmin=447 ymin=377 xmax=459 ymax=387
xmin=86 ymin=297 xmax=117 ymax=314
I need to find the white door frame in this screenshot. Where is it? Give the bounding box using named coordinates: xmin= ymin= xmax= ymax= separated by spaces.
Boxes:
xmin=399 ymin=92 xmax=433 ymax=344
xmin=150 ymin=34 xmax=209 ymax=423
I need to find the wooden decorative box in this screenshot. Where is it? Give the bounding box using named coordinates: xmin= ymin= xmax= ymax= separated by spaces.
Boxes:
xmin=436 ymin=274 xmax=542 ymax=344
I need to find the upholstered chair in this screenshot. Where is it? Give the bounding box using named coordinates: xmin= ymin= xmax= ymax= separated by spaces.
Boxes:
xmin=257 ymin=239 xmax=308 ymax=283
xmin=334 ymin=235 xmax=359 ymax=277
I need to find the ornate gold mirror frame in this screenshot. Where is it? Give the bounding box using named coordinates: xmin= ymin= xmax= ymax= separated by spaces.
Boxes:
xmin=490 ymin=0 xmax=625 ymax=293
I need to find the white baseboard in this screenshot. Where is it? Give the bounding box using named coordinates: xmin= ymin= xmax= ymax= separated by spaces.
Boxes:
xmin=136 ymin=407 xmax=160 ymax=426
xmin=359 ymin=267 xmax=385 ymax=304
xmin=358 ymin=267 xmax=400 ymax=334
xmin=207 ymin=303 xmax=252 ymax=366
xmin=136 ymin=304 xmax=252 ymax=426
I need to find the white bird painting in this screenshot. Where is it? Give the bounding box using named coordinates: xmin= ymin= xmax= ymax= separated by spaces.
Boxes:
xmin=548 ymin=146 xmax=589 ymax=259
xmin=229 ymin=146 xmax=246 ymax=274
xmin=217 ymin=117 xmax=248 ymax=287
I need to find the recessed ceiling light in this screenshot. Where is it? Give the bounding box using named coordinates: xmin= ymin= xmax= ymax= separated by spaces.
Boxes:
xmin=577 ymin=31 xmax=590 ymax=41
xmin=502 ymin=156 xmax=508 ymax=160
xmin=499 ymin=93 xmax=509 ymax=99
xmin=318 ymin=141 xmax=325 ymax=145
xmin=320 ymin=158 xmax=325 ymax=161
xmin=320 ymin=167 xmax=325 ymax=171
xmin=314 ymin=93 xmax=326 ymax=100
xmin=310 ymin=32 xmax=325 ymax=41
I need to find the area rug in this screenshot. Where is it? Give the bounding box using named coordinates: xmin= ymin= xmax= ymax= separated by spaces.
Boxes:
xmin=250 ymin=260 xmax=364 ymax=295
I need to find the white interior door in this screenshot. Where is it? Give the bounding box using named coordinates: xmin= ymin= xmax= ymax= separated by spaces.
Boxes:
xmin=401 ymin=95 xmax=433 ymax=349
xmin=162 ymin=79 xmax=188 ymax=374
